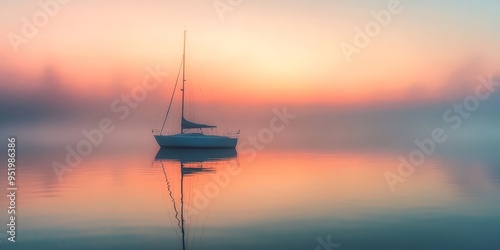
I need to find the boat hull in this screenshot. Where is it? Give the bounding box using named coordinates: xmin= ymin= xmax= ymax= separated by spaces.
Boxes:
xmin=154 ymin=134 xmax=238 ymax=148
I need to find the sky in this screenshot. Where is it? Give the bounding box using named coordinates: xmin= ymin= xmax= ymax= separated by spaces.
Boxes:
xmin=1 ymin=0 xmax=500 ymax=148
xmin=2 ymin=0 xmax=499 ymax=101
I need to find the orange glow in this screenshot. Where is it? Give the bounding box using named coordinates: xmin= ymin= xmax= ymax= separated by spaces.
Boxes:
xmin=17 ymin=150 xmax=480 ymax=230
xmin=2 ymin=1 xmax=499 ymax=107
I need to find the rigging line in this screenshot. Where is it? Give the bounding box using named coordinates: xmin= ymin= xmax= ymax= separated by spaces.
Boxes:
xmin=197 ymin=168 xmax=213 ymax=248
xmin=188 ymin=36 xmax=222 ymax=132
xmin=191 ymin=55 xmax=214 ymax=130
xmin=161 ymin=161 xmax=182 ymax=230
xmin=154 ymin=71 xmax=169 ymax=130
xmin=187 ymin=172 xmax=199 ymax=247
xmin=185 ymin=173 xmax=193 ymax=244
xmin=190 ymin=36 xmax=228 ymax=132
xmin=191 ymin=197 xmax=201 ymax=248
xmin=190 ymin=173 xmax=201 ymax=248
xmin=189 ymin=39 xmax=211 ymax=124
xmin=170 ymin=92 xmax=179 ymax=133
xmin=160 ymin=60 xmax=183 ymax=134
xmin=191 ymin=174 xmax=200 ymax=248
xmin=206 ymin=76 xmax=227 ymax=132
xmin=153 ymin=161 xmax=181 ymax=241
xmin=180 ymin=163 xmax=188 ymax=250
xmin=170 ymin=101 xmax=176 ymax=133
xmin=193 ymin=170 xmax=208 ymax=244
xmin=200 ymin=206 xmax=210 ymax=250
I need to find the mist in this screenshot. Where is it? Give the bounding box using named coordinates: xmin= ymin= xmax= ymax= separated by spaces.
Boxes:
xmin=1 ymin=66 xmax=499 ymax=155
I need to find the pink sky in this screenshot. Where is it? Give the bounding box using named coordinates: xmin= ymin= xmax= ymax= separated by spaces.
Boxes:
xmin=1 ymin=0 xmax=500 ymax=106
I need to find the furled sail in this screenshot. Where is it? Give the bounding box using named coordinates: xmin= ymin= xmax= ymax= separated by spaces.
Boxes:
xmin=181 ymin=117 xmax=217 ymax=130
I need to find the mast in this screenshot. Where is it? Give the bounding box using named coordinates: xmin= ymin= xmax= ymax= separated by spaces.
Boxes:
xmin=181 ymin=30 xmax=187 ymax=134
xmin=180 ymin=163 xmax=186 ymax=250
xmin=160 ymin=160 xmax=186 ymax=250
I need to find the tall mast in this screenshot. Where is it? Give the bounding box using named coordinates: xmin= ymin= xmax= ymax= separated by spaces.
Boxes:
xmin=181 ymin=30 xmax=187 ymax=134
xmin=180 ymin=164 xmax=186 ymax=250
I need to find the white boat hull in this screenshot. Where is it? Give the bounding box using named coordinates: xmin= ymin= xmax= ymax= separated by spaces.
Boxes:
xmin=154 ymin=133 xmax=238 ymax=148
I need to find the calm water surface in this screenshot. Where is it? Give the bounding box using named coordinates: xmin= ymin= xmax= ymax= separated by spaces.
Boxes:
xmin=2 ymin=144 xmax=500 ymax=250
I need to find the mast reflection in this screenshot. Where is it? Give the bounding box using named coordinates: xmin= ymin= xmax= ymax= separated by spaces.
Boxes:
xmin=154 ymin=148 xmax=238 ymax=250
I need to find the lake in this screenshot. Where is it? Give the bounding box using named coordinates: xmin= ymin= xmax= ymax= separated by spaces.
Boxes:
xmin=1 ymin=139 xmax=500 ymax=250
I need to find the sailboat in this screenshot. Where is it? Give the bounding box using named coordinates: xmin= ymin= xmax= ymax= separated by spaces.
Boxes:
xmin=153 ymin=31 xmax=239 ymax=148
xmin=154 ymin=148 xmax=238 ymax=250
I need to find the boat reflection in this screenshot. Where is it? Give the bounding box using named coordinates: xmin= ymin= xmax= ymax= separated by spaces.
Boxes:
xmin=153 ymin=148 xmax=238 ymax=250
xmin=155 ymin=148 xmax=237 ymax=163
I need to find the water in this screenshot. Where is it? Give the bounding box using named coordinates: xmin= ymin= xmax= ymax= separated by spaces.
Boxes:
xmin=1 ymin=142 xmax=500 ymax=250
